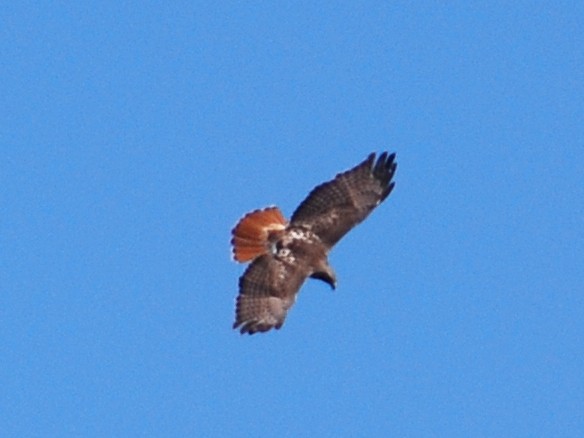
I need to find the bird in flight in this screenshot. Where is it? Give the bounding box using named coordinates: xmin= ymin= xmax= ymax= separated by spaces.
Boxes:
xmin=231 ymin=152 xmax=397 ymax=334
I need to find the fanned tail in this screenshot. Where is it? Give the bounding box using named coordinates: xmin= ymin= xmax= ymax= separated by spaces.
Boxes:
xmin=231 ymin=206 xmax=288 ymax=262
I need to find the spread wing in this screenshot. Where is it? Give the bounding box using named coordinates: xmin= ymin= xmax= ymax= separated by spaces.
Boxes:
xmin=290 ymin=152 xmax=397 ymax=249
xmin=233 ymin=253 xmax=310 ymax=334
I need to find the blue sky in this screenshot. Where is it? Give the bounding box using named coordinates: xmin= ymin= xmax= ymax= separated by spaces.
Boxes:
xmin=2 ymin=2 xmax=583 ymax=436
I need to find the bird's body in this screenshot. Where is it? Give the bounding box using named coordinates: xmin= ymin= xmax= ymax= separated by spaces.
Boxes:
xmin=231 ymin=152 xmax=397 ymax=334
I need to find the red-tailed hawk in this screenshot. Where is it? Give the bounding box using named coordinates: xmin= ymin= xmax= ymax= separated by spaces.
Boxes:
xmin=231 ymin=152 xmax=397 ymax=334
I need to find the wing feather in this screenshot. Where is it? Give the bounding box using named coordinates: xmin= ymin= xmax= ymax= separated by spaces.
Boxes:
xmin=233 ymin=253 xmax=310 ymax=334
xmin=290 ymin=152 xmax=397 ymax=248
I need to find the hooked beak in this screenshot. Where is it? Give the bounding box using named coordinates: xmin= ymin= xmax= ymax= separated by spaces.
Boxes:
xmin=311 ymin=269 xmax=336 ymax=290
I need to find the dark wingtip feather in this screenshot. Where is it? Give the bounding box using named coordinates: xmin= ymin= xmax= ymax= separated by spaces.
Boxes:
xmin=377 ymin=151 xmax=389 ymax=167
xmin=381 ymin=181 xmax=396 ymax=201
xmin=365 ymin=152 xmax=376 ymax=168
xmin=373 ymin=151 xmax=396 ymax=174
xmin=373 ymin=151 xmax=397 ymax=200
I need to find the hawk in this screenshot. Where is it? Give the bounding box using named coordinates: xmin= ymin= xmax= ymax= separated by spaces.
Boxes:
xmin=231 ymin=152 xmax=397 ymax=334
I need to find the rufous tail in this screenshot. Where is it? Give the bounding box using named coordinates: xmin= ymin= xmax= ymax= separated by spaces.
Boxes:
xmin=231 ymin=206 xmax=287 ymax=262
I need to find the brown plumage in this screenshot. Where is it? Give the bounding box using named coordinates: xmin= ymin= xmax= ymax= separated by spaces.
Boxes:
xmin=231 ymin=152 xmax=397 ymax=334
